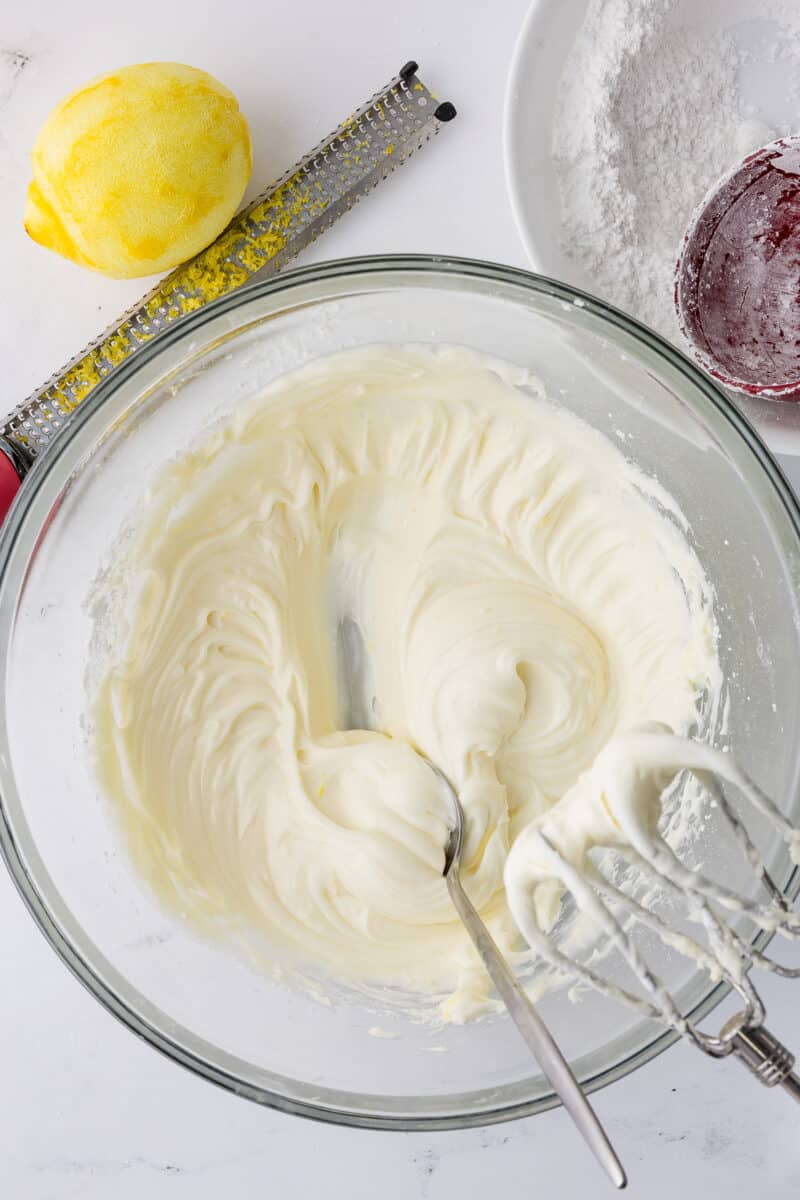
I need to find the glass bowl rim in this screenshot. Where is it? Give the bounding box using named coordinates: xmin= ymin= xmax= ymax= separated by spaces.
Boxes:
xmin=1 ymin=253 xmax=798 ymax=1131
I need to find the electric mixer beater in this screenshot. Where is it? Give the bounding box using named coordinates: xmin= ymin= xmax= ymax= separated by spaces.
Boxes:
xmin=504 ymin=727 xmax=800 ymax=1099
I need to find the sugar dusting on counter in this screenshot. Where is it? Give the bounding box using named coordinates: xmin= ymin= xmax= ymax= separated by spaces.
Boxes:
xmin=553 ymin=0 xmax=800 ymax=342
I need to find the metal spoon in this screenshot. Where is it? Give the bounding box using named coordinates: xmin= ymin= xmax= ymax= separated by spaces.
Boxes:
xmin=335 ymin=616 xmax=626 ymax=1189
xmin=433 ymin=759 xmax=626 ymax=1187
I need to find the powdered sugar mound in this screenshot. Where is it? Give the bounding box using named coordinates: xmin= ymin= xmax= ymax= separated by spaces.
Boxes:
xmin=553 ymin=0 xmax=800 ymax=342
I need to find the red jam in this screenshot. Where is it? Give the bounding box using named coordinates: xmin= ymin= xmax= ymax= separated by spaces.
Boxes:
xmin=676 ymin=139 xmax=800 ymax=400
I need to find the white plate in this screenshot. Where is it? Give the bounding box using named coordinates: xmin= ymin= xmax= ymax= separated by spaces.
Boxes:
xmin=503 ymin=0 xmax=800 ymax=455
xmin=504 ymin=0 xmax=594 ymax=291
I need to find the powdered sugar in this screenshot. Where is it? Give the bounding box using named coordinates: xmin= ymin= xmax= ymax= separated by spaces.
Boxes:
xmin=553 ymin=0 xmax=800 ymax=342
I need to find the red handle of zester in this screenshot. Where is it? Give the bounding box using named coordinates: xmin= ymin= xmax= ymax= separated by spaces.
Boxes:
xmin=0 ymin=448 xmax=22 ymax=525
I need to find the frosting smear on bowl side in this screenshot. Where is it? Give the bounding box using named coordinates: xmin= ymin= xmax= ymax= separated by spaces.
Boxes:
xmin=95 ymin=345 xmax=721 ymax=1020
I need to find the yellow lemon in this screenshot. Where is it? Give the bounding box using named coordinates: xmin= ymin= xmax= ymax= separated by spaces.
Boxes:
xmin=25 ymin=62 xmax=252 ymax=279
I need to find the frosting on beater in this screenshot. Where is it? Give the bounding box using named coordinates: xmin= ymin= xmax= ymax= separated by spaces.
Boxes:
xmin=504 ymin=726 xmax=800 ymax=1026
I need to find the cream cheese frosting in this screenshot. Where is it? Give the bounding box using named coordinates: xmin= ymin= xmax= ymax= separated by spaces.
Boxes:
xmin=95 ymin=345 xmax=721 ymax=1019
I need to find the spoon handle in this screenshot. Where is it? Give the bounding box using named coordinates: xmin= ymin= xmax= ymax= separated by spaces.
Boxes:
xmin=446 ymin=872 xmax=627 ymax=1190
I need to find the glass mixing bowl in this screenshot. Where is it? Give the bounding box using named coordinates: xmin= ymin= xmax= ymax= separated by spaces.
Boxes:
xmin=1 ymin=256 xmax=799 ymax=1131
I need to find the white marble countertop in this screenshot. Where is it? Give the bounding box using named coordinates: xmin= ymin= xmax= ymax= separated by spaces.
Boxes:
xmin=2 ymin=1 xmax=800 ymax=1196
